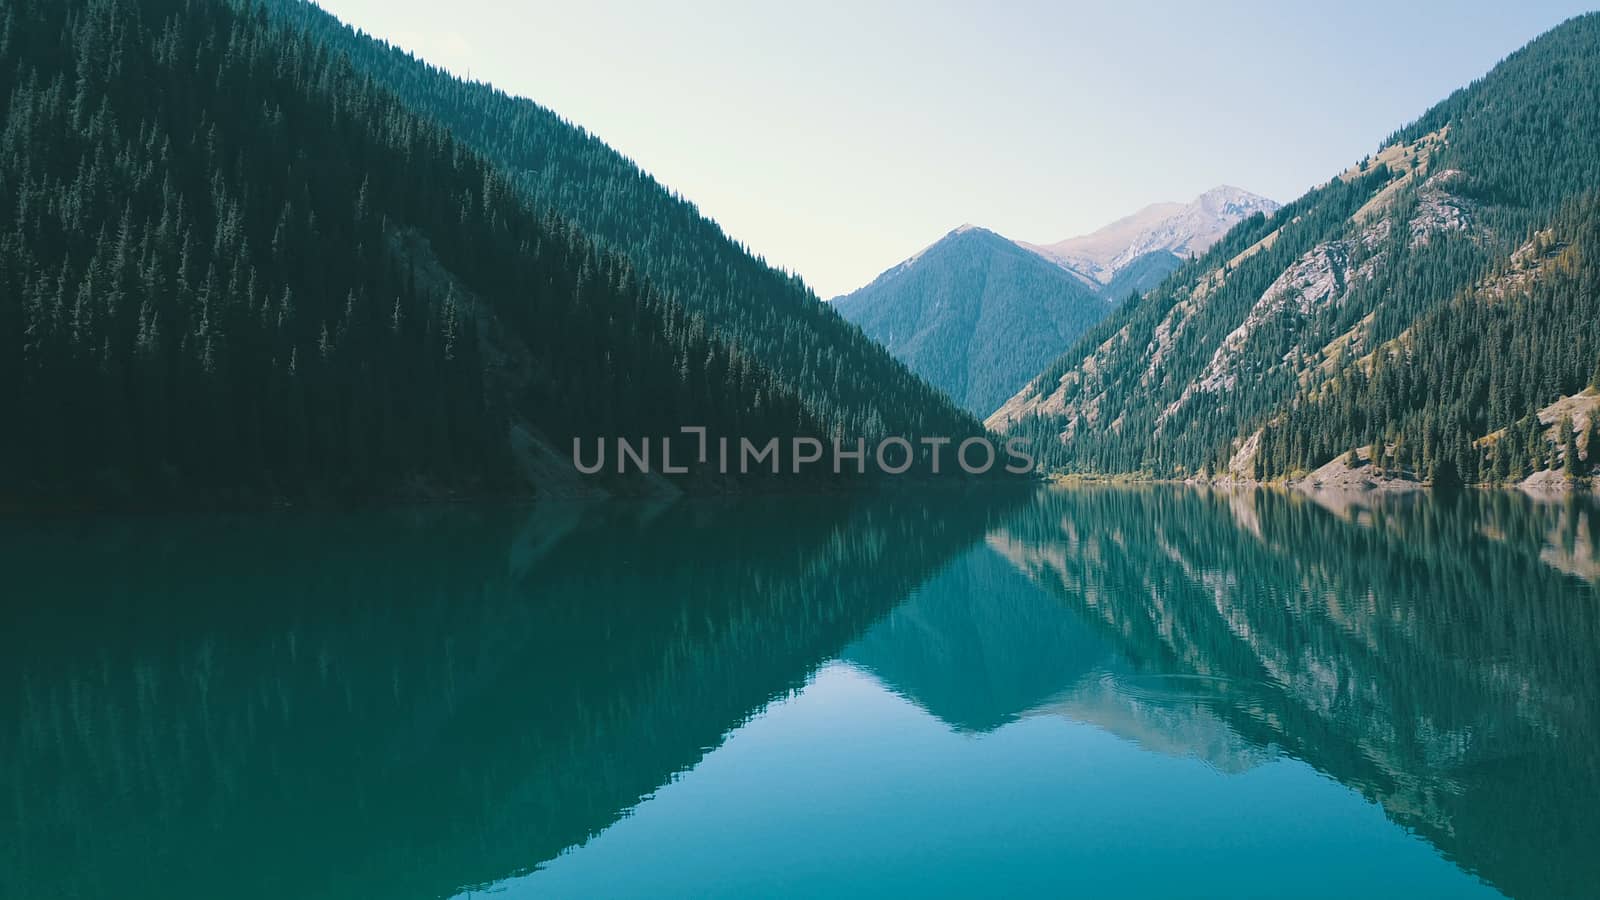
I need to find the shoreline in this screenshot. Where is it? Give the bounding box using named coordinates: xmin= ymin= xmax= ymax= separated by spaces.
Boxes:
xmin=1047 ymin=470 xmax=1600 ymax=497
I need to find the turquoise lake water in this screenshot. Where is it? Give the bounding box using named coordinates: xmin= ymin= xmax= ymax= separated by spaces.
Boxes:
xmin=3 ymin=486 xmax=1596 ymax=898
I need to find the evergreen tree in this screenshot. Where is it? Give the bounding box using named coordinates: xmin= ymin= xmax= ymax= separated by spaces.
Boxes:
xmin=1563 ymin=414 xmax=1581 ymax=476
xmin=1586 ymin=415 xmax=1600 ymax=473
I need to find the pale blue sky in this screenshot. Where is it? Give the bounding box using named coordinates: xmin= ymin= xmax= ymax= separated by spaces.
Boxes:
xmin=313 ymin=0 xmax=1594 ymax=297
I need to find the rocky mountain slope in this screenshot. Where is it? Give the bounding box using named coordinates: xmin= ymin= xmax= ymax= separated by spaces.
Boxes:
xmin=993 ymin=14 xmax=1600 ymax=488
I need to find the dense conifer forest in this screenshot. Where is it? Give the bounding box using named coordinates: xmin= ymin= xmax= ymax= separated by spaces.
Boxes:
xmin=256 ymin=0 xmax=984 ymax=446
xmin=0 ymin=0 xmax=983 ymax=507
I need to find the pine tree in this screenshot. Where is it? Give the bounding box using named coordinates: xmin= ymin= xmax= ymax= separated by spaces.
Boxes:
xmin=1525 ymin=417 xmax=1547 ymax=473
xmin=1586 ymin=415 xmax=1600 ymax=474
xmin=1562 ymin=414 xmax=1580 ymax=477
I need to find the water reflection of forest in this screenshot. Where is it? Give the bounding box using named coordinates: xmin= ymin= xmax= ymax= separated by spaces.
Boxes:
xmin=0 ymin=493 xmax=1011 ymax=900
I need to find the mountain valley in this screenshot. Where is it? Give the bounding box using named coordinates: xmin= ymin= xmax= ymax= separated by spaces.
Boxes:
xmin=834 ymin=188 xmax=1279 ymax=419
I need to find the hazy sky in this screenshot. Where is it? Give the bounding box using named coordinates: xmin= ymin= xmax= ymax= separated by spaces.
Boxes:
xmin=313 ymin=0 xmax=1594 ymax=297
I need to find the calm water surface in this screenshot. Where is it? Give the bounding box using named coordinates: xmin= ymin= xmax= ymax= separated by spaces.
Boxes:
xmin=3 ymin=487 xmax=1597 ymax=898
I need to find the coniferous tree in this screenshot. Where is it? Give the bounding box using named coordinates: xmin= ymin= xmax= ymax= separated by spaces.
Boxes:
xmin=1586 ymin=415 xmax=1600 ymax=474
xmin=1563 ymin=415 xmax=1581 ymax=476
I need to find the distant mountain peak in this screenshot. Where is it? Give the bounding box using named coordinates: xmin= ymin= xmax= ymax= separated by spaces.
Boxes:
xmin=892 ymin=222 xmax=1007 ymax=272
xmin=833 ymin=222 xmax=1110 ymax=418
xmin=1200 ymin=184 xmax=1262 ymax=201
xmin=1025 ymin=186 xmax=1280 ymax=284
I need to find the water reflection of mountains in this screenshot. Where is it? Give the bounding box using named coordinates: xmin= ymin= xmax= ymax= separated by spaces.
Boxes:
xmin=855 ymin=487 xmax=1600 ymax=900
xmin=3 ymin=487 xmax=1596 ymax=899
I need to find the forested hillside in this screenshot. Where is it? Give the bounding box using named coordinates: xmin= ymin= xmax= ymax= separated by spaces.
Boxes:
xmin=994 ymin=14 xmax=1600 ymax=487
xmin=0 ymin=0 xmax=826 ymax=506
xmin=832 ymin=226 xmax=1110 ymax=417
xmin=255 ymin=0 xmax=983 ymax=447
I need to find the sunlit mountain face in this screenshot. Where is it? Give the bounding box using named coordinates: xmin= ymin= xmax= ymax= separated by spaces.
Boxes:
xmin=1023 ymin=186 xmax=1282 ymax=287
